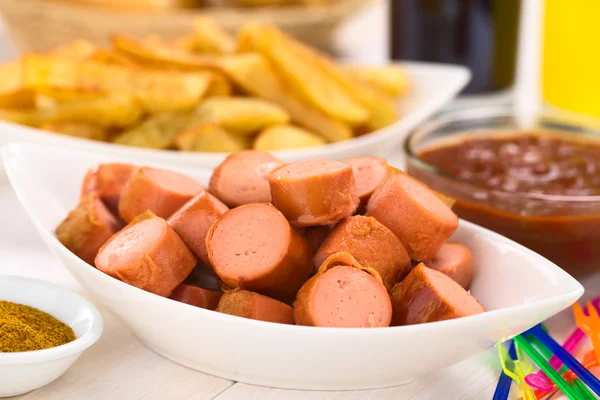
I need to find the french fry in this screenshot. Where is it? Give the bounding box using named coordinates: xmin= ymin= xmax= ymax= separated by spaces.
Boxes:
xmin=253 ymin=124 xmax=326 ymax=151
xmin=191 ymin=16 xmax=236 ymax=54
xmin=50 ymin=40 xmax=97 ymax=60
xmin=41 ymin=122 xmax=110 ymax=141
xmin=172 ymin=35 xmax=197 ymax=52
xmin=111 ymin=36 xmax=222 ymax=70
xmin=240 ymin=24 xmax=398 ymax=131
xmin=205 ymin=72 xmax=232 ymax=96
xmin=345 ymin=65 xmax=410 ymax=97
xmin=218 ymin=53 xmax=352 ymax=142
xmin=0 ymin=62 xmax=34 ymax=109
xmin=0 ymin=95 xmax=142 ymax=127
xmin=89 ymin=49 xmax=139 ymax=67
xmin=238 ymin=24 xmax=370 ymax=126
xmin=112 ymin=112 xmax=192 ymax=149
xmin=196 ymin=96 xmax=290 ymax=135
xmin=22 ymin=55 xmax=214 ymax=112
xmin=0 ymin=108 xmax=42 ymax=126
xmin=34 ymin=88 xmax=104 ymax=110
xmin=174 ymin=123 xmax=248 ymax=152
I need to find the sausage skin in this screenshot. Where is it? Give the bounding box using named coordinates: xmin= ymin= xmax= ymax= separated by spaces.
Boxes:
xmin=426 ymin=242 xmax=474 ymax=289
xmin=207 ymin=203 xmax=313 ymax=300
xmin=346 ymin=157 xmax=388 ymax=204
xmin=118 ymin=166 xmax=203 ymax=223
xmin=390 ymin=263 xmax=484 ymax=326
xmin=56 ymin=193 xmax=119 ymax=266
xmin=366 ymin=170 xmax=458 ymax=261
xmin=170 ymin=284 xmax=222 ymax=310
xmin=168 ymin=191 xmax=229 ymax=266
xmin=209 ymin=150 xmax=284 ymax=207
xmin=81 ymin=163 xmax=136 ymax=210
xmin=268 ymin=159 xmax=359 ymax=227
xmin=314 ymin=216 xmax=411 ymax=291
xmin=95 ymin=216 xmax=197 ymax=297
xmin=294 ymin=252 xmax=392 ymax=328
xmin=216 ymin=289 xmax=294 ymax=324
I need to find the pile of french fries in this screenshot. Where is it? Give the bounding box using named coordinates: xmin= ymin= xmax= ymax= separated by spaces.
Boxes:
xmin=0 ymin=17 xmax=410 ymax=153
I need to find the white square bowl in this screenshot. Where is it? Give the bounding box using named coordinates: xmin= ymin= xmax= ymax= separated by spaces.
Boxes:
xmin=0 ymin=62 xmax=469 ymax=169
xmin=2 ymin=143 xmax=584 ymax=390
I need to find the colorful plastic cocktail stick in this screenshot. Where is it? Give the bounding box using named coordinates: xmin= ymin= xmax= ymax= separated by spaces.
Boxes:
xmin=525 ymin=334 xmax=594 ymax=399
xmin=498 ymin=339 xmax=536 ymax=400
xmin=519 ymin=350 xmax=599 ymax=400
xmin=493 ymin=341 xmax=516 ymax=400
xmin=513 ymin=335 xmax=582 ymax=399
xmin=574 ymin=301 xmax=600 ymax=367
xmin=526 ymin=296 xmax=600 ymax=392
xmin=526 ymin=324 xmax=600 ymax=396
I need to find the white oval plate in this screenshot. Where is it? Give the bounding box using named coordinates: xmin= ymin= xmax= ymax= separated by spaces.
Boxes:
xmin=0 ymin=62 xmax=469 ymax=169
xmin=3 ymin=143 xmax=583 ymax=390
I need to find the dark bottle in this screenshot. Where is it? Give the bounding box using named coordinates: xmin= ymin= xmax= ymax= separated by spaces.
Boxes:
xmin=390 ymin=0 xmax=520 ymax=94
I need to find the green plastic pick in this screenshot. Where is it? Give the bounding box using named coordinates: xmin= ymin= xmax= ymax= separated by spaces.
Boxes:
xmin=513 ymin=336 xmax=582 ymax=400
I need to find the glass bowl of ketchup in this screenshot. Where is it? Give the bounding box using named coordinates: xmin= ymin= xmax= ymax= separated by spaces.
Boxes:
xmin=405 ymin=107 xmax=600 ymax=278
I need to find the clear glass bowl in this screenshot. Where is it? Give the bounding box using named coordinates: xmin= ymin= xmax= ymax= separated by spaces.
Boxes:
xmin=405 ymin=106 xmax=600 ymax=278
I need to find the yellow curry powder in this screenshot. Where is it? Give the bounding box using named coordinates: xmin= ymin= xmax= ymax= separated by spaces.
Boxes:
xmin=0 ymin=301 xmax=76 ymax=352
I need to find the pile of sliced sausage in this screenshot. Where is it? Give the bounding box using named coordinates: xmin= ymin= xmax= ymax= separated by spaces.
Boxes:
xmin=56 ymin=151 xmax=485 ymax=328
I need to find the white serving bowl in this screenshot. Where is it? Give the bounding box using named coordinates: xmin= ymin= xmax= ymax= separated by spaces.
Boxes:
xmin=0 ymin=274 xmax=103 ymax=397
xmin=3 ymin=143 xmax=583 ymax=390
xmin=0 ymin=62 xmax=469 ymax=169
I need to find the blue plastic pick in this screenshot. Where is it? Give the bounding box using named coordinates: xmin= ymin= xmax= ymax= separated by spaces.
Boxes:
xmin=526 ymin=324 xmax=600 ymax=396
xmin=493 ymin=340 xmax=516 ymax=400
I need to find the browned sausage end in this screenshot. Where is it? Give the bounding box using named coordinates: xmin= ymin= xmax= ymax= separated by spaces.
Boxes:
xmin=56 ymin=193 xmax=119 ymax=266
xmin=95 ymin=216 xmax=197 ymax=297
xmin=390 ymin=263 xmax=484 ymax=326
xmin=216 ymin=289 xmax=294 ymax=324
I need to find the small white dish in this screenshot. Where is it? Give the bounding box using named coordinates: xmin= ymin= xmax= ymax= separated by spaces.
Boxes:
xmin=3 ymin=143 xmax=584 ymax=390
xmin=0 ymin=274 xmax=103 ymax=397
xmin=0 ymin=62 xmax=469 ymax=169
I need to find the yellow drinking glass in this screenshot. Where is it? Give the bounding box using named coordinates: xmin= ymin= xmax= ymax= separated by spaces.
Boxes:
xmin=543 ymin=0 xmax=600 ymax=118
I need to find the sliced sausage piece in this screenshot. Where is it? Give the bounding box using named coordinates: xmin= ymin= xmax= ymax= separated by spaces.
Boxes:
xmin=346 ymin=157 xmax=388 ymax=204
xmin=296 ymin=225 xmax=334 ymax=255
xmin=216 ymin=289 xmax=294 ymax=324
xmin=207 ymin=203 xmax=313 ymax=300
xmin=56 ymin=193 xmax=119 ymax=266
xmin=95 ymin=216 xmax=197 ymax=297
xmin=118 ymin=166 xmax=203 ymax=223
xmin=81 ymin=163 xmax=136 ymax=210
xmin=388 ymin=166 xmax=456 ymax=208
xmin=366 ymin=171 xmax=458 ymax=261
xmin=167 ymin=191 xmax=229 ymax=266
xmin=314 ymin=216 xmax=410 ymax=291
xmin=426 ymin=242 xmax=474 ymax=290
xmin=390 ymin=263 xmax=484 ymax=326
xmin=209 ymin=150 xmax=284 ymax=207
xmin=294 ymin=252 xmax=392 ymax=328
xmin=170 ymin=284 xmax=222 ymax=310
xmin=268 ymin=159 xmax=359 ymax=227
